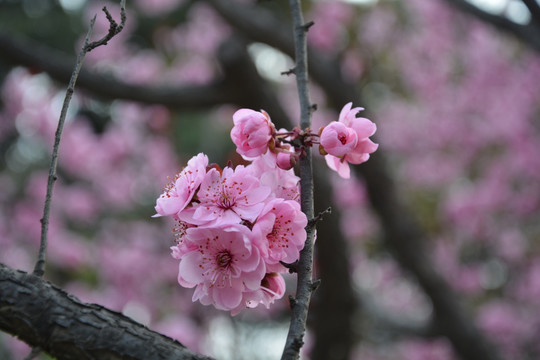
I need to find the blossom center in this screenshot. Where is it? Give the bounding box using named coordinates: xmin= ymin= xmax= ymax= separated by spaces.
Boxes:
xmin=218 ymin=191 xmax=235 ymax=209
xmin=216 ymin=251 xmax=233 ymax=268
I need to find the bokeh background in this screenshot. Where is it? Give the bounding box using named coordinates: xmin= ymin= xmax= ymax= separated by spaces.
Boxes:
xmin=1 ymin=0 xmax=540 ymax=359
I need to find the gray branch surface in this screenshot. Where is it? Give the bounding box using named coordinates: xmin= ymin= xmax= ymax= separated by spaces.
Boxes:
xmin=0 ymin=263 xmax=213 ymax=360
xmin=281 ymin=1 xmax=316 ymax=359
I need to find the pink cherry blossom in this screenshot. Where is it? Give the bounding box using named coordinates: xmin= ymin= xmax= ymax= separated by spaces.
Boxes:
xmin=231 ymin=109 xmax=274 ymax=159
xmin=340 ymin=104 xmax=378 ymax=162
xmin=253 ymin=198 xmax=307 ymax=265
xmin=320 ymin=121 xmax=358 ymax=157
xmin=154 ymin=153 xmax=208 ymax=217
xmin=178 ymin=225 xmax=266 ymax=311
xmin=248 ymin=154 xmax=300 ymax=201
xmin=324 ymin=103 xmax=378 ymax=178
xmin=179 ymin=165 xmax=271 ymax=226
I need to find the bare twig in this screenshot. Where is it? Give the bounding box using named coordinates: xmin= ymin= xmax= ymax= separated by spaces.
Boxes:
xmin=308 ymin=207 xmax=331 ymax=227
xmin=33 ymin=2 xmax=126 ymax=277
xmin=85 ymin=0 xmax=127 ymax=52
xmin=281 ymin=1 xmax=316 ymax=359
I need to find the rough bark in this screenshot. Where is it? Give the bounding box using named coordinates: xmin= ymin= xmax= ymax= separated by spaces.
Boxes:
xmin=0 ymin=263 xmax=212 ymax=360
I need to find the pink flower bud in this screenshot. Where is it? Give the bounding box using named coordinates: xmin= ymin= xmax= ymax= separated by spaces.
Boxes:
xmin=319 ymin=121 xmax=358 ymax=157
xmin=260 ymin=273 xmax=286 ymax=306
xmin=276 ymin=152 xmax=296 ymax=170
xmin=231 ymin=109 xmax=274 ymax=159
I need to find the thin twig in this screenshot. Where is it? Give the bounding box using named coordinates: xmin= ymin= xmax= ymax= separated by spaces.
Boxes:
xmin=86 ymin=0 xmax=127 ymax=52
xmin=281 ymin=1 xmax=316 ymax=359
xmin=307 ymin=206 xmax=331 ymax=227
xmin=33 ymin=2 xmax=126 ymax=277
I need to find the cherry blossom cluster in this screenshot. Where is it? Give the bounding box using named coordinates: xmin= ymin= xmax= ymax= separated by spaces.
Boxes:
xmin=154 ymin=103 xmax=376 ymax=314
xmin=154 ymin=152 xmax=306 ymax=314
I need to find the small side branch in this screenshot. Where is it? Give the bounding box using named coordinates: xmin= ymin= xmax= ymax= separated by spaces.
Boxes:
xmin=33 ymin=1 xmax=126 ymax=278
xmin=85 ymin=0 xmax=127 ymax=52
xmin=308 ymin=207 xmax=331 ymax=227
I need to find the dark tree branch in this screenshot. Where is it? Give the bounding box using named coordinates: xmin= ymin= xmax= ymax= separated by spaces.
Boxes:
xmin=0 ymin=32 xmax=241 ymax=109
xmin=522 ymin=0 xmax=540 ymax=23
xmin=0 ymin=263 xmax=213 ymax=360
xmin=442 ymin=0 xmax=540 ymax=51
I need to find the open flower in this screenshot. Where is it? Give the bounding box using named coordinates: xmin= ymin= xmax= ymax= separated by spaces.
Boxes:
xmin=231 ymin=109 xmax=274 ymax=159
xmin=178 ymin=225 xmax=266 ymax=311
xmin=154 ymin=153 xmax=208 ymax=217
xmin=252 ymin=198 xmax=307 ymax=265
xmin=179 ymin=165 xmax=271 ymax=226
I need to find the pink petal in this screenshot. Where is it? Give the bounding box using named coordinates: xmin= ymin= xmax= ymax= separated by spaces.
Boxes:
xmin=179 ymin=251 xmax=205 ymax=284
xmin=325 ymin=155 xmax=351 ymax=179
xmin=213 ymin=285 xmax=243 ymax=310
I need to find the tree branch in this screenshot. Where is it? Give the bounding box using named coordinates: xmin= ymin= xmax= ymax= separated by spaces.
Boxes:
xmin=0 ymin=32 xmax=240 ymax=109
xmin=0 ymin=263 xmax=213 ymax=360
xmin=281 ymin=1 xmax=316 ymax=359
xmin=85 ymin=0 xmax=127 ymax=52
xmin=34 ymin=3 xmax=127 ymax=277
xmin=441 ymin=0 xmax=540 ymax=51
xmin=522 ymin=0 xmax=540 ymax=24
